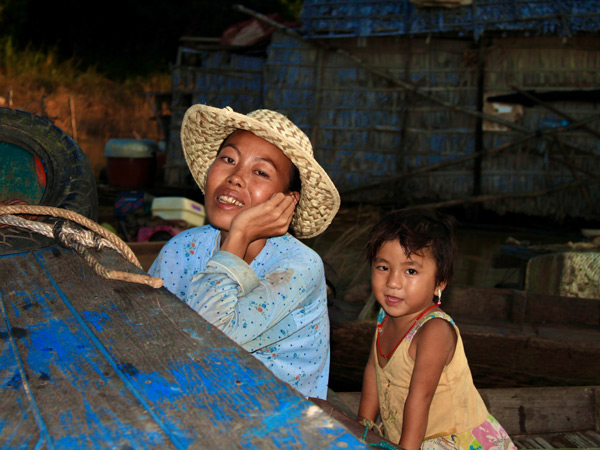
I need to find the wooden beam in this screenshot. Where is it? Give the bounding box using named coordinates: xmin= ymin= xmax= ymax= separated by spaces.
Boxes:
xmin=479 ymin=386 xmax=598 ymax=436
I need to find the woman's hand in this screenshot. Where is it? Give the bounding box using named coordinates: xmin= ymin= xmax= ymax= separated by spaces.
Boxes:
xmin=221 ymin=192 xmax=299 ymax=262
xmin=232 ymin=192 xmax=298 ymax=240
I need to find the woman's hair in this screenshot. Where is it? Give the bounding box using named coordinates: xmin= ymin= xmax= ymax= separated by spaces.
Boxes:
xmin=217 ymin=131 xmax=302 ymax=195
xmin=365 ymin=208 xmax=458 ymax=286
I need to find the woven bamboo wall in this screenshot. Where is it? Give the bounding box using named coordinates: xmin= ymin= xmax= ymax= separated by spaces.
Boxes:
xmin=262 ymin=32 xmax=599 ymax=218
xmin=481 ymin=37 xmax=600 ymax=218
xmin=165 ymin=29 xmax=599 ymax=219
xmin=265 ymin=33 xmax=478 ymax=203
xmin=166 ymin=48 xmax=265 ymax=186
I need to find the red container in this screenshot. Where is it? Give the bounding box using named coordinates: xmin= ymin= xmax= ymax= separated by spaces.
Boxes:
xmin=105 ymin=139 xmax=157 ymax=188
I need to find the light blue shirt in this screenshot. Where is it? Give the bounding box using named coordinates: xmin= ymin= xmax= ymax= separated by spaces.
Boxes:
xmin=148 ymin=225 xmax=330 ymax=399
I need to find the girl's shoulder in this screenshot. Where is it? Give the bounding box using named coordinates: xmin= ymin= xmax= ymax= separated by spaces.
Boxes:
xmin=376 ymin=309 xmax=455 ymax=327
xmin=406 ymin=310 xmax=456 ymax=342
xmin=423 ymin=310 xmax=455 ymax=325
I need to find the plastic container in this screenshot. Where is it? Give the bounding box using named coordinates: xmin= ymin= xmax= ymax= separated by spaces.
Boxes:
xmin=105 ymin=139 xmax=157 ymax=188
xmin=151 ymin=197 xmax=206 ymax=227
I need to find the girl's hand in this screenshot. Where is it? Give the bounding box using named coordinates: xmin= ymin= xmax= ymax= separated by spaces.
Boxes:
xmin=221 ymin=192 xmax=298 ymax=262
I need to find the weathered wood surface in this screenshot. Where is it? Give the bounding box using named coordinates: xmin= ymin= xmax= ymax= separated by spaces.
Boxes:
xmin=333 ymin=387 xmax=600 ymax=449
xmin=309 ymin=396 xmax=400 ymax=448
xmin=0 ymin=246 xmax=367 ymax=449
xmin=442 ymin=285 xmax=600 ymax=329
xmin=329 ymin=285 xmax=600 ymax=392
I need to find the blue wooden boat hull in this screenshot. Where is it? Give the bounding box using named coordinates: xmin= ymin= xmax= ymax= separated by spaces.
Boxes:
xmin=0 ymin=244 xmax=367 ymax=449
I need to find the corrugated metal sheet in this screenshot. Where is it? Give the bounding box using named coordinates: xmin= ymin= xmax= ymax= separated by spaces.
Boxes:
xmin=299 ymin=0 xmax=600 ymax=39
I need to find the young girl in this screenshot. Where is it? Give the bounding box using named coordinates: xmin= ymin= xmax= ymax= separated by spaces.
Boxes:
xmin=149 ymin=105 xmax=340 ymax=399
xmin=357 ymin=208 xmax=515 ymax=450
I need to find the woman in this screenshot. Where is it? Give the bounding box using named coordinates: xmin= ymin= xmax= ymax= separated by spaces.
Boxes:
xmin=149 ymin=105 xmax=340 ymax=399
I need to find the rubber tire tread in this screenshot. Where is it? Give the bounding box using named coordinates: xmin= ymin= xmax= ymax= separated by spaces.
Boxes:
xmin=0 ymin=107 xmax=98 ymax=254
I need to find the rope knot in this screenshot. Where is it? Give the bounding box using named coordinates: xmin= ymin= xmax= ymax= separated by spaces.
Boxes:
xmin=52 ymin=219 xmax=73 ymax=249
xmin=1 ymin=205 xmax=163 ymax=289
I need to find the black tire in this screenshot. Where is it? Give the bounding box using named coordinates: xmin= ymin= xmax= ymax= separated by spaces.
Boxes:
xmin=0 ymin=108 xmax=98 ymax=254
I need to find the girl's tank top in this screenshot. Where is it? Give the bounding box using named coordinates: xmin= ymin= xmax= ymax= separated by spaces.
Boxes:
xmin=373 ymin=310 xmax=490 ymax=443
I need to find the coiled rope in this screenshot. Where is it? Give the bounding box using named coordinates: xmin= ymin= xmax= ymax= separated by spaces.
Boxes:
xmin=0 ymin=203 xmax=163 ymax=289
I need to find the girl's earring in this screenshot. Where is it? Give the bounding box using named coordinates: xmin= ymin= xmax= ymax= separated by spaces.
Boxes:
xmin=436 ymin=289 xmax=442 ymax=305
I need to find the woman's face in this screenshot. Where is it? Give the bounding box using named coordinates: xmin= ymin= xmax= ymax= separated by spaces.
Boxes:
xmin=204 ymin=130 xmax=295 ymax=232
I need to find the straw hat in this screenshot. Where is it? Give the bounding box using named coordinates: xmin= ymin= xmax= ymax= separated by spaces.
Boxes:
xmin=180 ymin=104 xmax=340 ymax=239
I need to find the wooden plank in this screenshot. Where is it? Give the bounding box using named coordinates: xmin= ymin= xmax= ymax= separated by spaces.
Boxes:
xmin=333 ymin=389 xmax=600 ymax=449
xmin=479 ymin=387 xmax=598 ymax=436
xmin=0 ymin=247 xmax=368 ymax=449
xmin=0 ymin=297 xmax=41 ymax=449
xmin=460 ymin=324 xmax=600 ymax=387
xmin=444 ymin=285 xmax=600 ymax=328
xmin=0 ymin=251 xmax=178 ymax=449
xmin=329 ymin=312 xmax=600 ymax=393
xmin=444 ymin=284 xmax=514 ymax=323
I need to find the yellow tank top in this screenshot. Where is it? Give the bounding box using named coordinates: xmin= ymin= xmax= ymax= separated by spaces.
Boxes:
xmin=374 ymin=310 xmax=489 ymax=444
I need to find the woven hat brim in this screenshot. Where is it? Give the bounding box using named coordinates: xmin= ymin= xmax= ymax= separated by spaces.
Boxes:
xmin=181 ymin=105 xmax=340 ymax=239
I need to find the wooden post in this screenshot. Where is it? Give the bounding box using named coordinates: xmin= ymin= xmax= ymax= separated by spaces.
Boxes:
xmin=69 ymin=96 xmax=78 ymax=141
xmin=40 ymin=95 xmax=48 ymax=119
xmin=594 ymin=387 xmax=600 ymax=432
xmin=473 ymin=39 xmax=485 ymax=199
xmin=310 ymin=47 xmax=324 ymax=156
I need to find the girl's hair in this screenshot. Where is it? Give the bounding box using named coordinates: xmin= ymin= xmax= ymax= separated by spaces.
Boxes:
xmin=365 ymin=208 xmax=458 ymax=286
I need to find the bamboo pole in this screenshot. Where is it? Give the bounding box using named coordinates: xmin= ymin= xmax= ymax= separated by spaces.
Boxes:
xmin=510 ymin=84 xmax=600 ymax=141
xmin=410 ymin=179 xmax=600 ymax=210
xmin=69 ymin=96 xmax=78 ymax=141
xmin=553 ymin=136 xmax=594 ymax=209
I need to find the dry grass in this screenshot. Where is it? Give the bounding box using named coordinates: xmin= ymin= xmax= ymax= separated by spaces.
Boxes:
xmin=0 ymin=38 xmax=171 ymax=178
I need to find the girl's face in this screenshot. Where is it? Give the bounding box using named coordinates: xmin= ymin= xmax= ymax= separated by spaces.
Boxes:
xmin=371 ymin=239 xmax=445 ymax=320
xmin=204 ymin=130 xmax=294 ymax=232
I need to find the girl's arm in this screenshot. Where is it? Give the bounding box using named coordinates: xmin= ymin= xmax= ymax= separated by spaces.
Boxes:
xmin=357 ymin=344 xmax=379 ymax=423
xmin=399 ymin=319 xmax=456 ymax=450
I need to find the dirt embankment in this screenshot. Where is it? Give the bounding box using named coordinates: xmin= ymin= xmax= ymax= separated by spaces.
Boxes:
xmin=0 ymin=76 xmax=170 ymax=179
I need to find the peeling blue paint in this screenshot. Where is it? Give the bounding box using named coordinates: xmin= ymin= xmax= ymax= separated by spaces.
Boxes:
xmin=2 ymin=249 xmax=369 ymax=448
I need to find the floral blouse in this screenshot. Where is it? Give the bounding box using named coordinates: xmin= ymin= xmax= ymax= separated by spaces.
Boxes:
xmin=149 ymin=225 xmax=330 ymax=399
